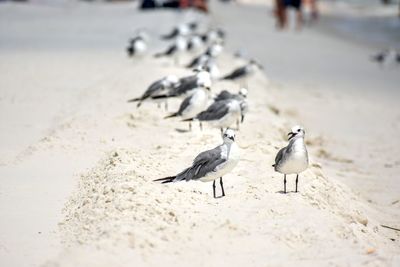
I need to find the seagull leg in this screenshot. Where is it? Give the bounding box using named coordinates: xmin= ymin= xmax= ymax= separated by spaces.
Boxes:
xmin=199 ymin=122 xmax=203 ymax=131
xmin=220 ymin=128 xmax=223 ymax=134
xmin=189 ymin=122 xmax=192 ymax=131
xmin=213 ymin=180 xmax=216 ymax=198
xmin=284 ymin=174 xmax=287 ymax=194
xmin=164 ymin=101 xmax=168 ymax=111
xmin=220 ymin=177 xmax=225 ymax=197
xmin=236 ymin=119 xmax=240 ymax=130
xmin=295 ymin=174 xmax=299 ymax=193
xmin=157 ymin=103 xmax=161 ymax=109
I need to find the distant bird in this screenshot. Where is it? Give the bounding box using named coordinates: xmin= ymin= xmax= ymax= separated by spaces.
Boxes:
xmin=203 ymin=58 xmax=221 ymax=80
xmin=187 ymin=34 xmax=204 ymax=53
xmin=186 ymin=42 xmax=223 ymax=69
xmin=155 ymin=69 xmax=212 ymax=99
xmin=205 ymin=41 xmax=224 ymax=58
xmin=164 ymin=87 xmax=210 ymax=131
xmin=221 ymin=60 xmax=263 ymax=87
xmin=186 ymin=53 xmax=210 ymax=69
xmin=154 ymin=129 xmax=240 ymax=198
xmin=161 ymin=22 xmax=198 ymax=40
xmin=126 ymin=36 xmax=147 ymax=57
xmin=183 ymin=99 xmax=242 ymax=133
xmin=201 ymin=28 xmax=226 ymax=44
xmin=273 ymin=126 xmax=309 ymax=194
xmin=371 ymin=48 xmax=399 ymax=67
xmin=154 ymin=36 xmax=188 ymax=65
xmin=214 ymin=88 xmax=248 ymax=128
xmin=127 ymin=75 xmax=179 ymax=109
xmin=214 ymin=88 xmax=248 ymax=102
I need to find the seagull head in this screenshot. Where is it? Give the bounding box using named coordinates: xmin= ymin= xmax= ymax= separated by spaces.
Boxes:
xmin=198 ymin=79 xmax=212 ymax=91
xmin=223 ymin=129 xmax=236 ymax=143
xmin=288 ymin=125 xmax=305 ymax=141
xmin=249 ymin=59 xmax=264 ymax=70
xmin=165 ymin=75 xmax=179 ymax=85
xmin=239 ymin=88 xmax=248 ymax=98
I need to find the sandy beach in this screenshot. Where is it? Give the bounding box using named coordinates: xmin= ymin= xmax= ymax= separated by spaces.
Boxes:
xmin=0 ymin=0 xmax=400 ymax=266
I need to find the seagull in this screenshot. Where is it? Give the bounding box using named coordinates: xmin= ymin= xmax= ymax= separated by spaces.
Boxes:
xmin=221 ymin=60 xmax=263 ymax=87
xmin=164 ymin=87 xmax=210 ymax=131
xmin=154 ymin=69 xmax=212 ymax=99
xmin=154 ymin=129 xmax=240 ymax=198
xmin=186 ymin=53 xmax=210 ymax=69
xmin=161 ymin=22 xmax=198 ymax=40
xmin=371 ymin=48 xmax=399 ymax=67
xmin=186 ymin=42 xmax=223 ymax=69
xmin=214 ymin=88 xmax=248 ymax=102
xmin=183 ymin=99 xmax=242 ymax=133
xmin=214 ymin=88 xmax=248 ymax=128
xmin=187 ymin=34 xmax=204 ymax=53
xmin=126 ymin=36 xmax=147 ymax=57
xmin=273 ymin=126 xmax=309 ymax=194
xmin=201 ymin=28 xmax=226 ymax=44
xmin=154 ymin=36 xmax=188 ymax=65
xmin=203 ymin=58 xmax=221 ymax=80
xmin=127 ymin=75 xmax=179 ymax=109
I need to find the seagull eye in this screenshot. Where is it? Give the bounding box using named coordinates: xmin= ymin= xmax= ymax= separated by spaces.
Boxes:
xmin=297 ymin=129 xmax=301 ymax=132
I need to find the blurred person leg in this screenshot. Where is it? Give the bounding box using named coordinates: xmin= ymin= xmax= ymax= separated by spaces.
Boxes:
xmin=275 ymin=0 xmax=286 ymax=29
xmin=293 ymin=0 xmax=303 ymax=30
xmin=310 ymin=0 xmax=318 ymax=21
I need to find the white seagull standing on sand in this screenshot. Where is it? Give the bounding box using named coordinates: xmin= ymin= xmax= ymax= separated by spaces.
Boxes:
xmin=154 ymin=129 xmax=240 ymax=198
xmin=183 ymin=98 xmax=242 ymax=133
xmin=127 ymin=75 xmax=179 ymax=110
xmin=273 ymin=126 xmax=309 ymax=194
xmin=164 ymin=87 xmax=210 ymax=131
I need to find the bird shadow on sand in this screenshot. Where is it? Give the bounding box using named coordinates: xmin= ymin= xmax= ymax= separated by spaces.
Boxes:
xmin=175 ymin=128 xmax=191 ymax=133
xmin=276 ymin=190 xmax=299 ymax=194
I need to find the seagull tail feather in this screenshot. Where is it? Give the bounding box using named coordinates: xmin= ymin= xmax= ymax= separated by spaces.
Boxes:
xmin=164 ymin=112 xmax=178 ymax=119
xmin=153 ymin=176 xmax=176 ymax=184
xmin=127 ymin=97 xmax=140 ymax=103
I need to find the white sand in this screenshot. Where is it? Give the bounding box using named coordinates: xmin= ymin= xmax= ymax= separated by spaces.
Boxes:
xmin=0 ymin=1 xmax=399 ymax=267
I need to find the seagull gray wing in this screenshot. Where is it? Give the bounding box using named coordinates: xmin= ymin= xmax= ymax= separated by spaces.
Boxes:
xmin=177 ymin=94 xmax=193 ymax=115
xmin=214 ymin=90 xmax=234 ymax=101
xmin=171 ymin=76 xmax=197 ymax=96
xmin=174 ymin=145 xmax=226 ymax=182
xmin=141 ymin=80 xmax=164 ymax=99
xmin=273 ymin=146 xmax=287 ymax=169
xmin=197 ymin=100 xmax=230 ymax=121
xmin=222 ymin=66 xmax=247 ymax=80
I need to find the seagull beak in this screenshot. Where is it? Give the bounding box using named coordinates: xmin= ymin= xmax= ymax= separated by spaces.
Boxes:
xmin=206 ymin=87 xmax=211 ymax=91
xmin=229 ymin=136 xmax=235 ymax=141
xmin=287 ymin=132 xmax=296 ymax=140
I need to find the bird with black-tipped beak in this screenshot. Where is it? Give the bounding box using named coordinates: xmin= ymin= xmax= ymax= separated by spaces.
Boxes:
xmin=154 ymin=129 xmax=240 ymax=198
xmin=273 ymin=126 xmax=309 ymax=194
